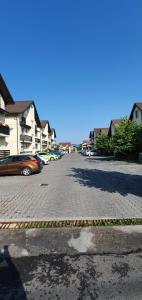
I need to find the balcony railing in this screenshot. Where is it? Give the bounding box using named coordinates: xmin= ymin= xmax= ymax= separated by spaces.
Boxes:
xmin=20 ymin=134 xmax=32 ymax=142
xmin=0 ymin=125 xmax=10 ymax=136
xmin=35 ymin=138 xmax=40 ymax=143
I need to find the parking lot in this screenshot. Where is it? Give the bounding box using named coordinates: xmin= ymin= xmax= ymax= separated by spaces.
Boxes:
xmin=0 ymin=153 xmax=142 ymax=221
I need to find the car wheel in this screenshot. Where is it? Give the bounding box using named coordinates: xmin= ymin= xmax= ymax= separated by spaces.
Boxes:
xmin=50 ymin=157 xmax=54 ymax=161
xmin=21 ymin=167 xmax=32 ymax=176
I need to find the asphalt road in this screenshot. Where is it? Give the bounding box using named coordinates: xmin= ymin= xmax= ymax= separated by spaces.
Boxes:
xmin=0 ymin=153 xmax=142 ymax=221
xmin=1 ymin=226 xmax=142 ymax=299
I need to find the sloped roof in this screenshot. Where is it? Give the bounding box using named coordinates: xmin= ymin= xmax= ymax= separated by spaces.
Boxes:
xmin=108 ymin=119 xmax=122 ymax=137
xmin=41 ymin=120 xmax=48 ymax=128
xmin=59 ymin=142 xmax=71 ymax=146
xmin=0 ymin=74 xmax=14 ymax=105
xmin=90 ymin=128 xmax=109 ymax=138
xmin=6 ymin=101 xmax=41 ymax=127
xmin=41 ymin=120 xmax=51 ymax=133
xmin=49 ymin=128 xmax=56 ymax=138
xmin=129 ymin=103 xmax=142 ymax=120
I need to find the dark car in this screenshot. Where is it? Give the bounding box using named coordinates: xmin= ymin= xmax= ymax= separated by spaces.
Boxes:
xmin=0 ymin=155 xmax=43 ymax=176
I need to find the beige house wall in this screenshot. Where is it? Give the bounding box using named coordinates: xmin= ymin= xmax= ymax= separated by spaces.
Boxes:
xmin=0 ymin=93 xmax=9 ymax=152
xmin=41 ymin=124 xmax=49 ymax=150
xmin=5 ymin=104 xmax=37 ymax=155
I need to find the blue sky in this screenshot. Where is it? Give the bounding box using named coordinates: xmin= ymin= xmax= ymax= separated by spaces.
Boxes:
xmin=1 ymin=0 xmax=142 ymax=143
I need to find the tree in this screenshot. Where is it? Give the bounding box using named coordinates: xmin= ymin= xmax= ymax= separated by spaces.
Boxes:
xmin=112 ymin=118 xmax=142 ymax=154
xmin=96 ymin=133 xmax=112 ymax=154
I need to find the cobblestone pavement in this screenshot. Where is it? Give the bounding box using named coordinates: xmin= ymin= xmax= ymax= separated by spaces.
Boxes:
xmin=0 ymin=153 xmax=142 ymax=221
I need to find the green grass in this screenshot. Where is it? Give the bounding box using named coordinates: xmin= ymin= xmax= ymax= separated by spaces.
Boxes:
xmin=1 ymin=218 xmax=142 ymax=229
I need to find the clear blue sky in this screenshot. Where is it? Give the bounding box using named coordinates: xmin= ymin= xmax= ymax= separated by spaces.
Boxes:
xmin=1 ymin=0 xmax=142 ymax=144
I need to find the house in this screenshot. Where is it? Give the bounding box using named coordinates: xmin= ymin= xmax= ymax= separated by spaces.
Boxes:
xmin=89 ymin=128 xmax=109 ymax=144
xmin=41 ymin=120 xmax=51 ymax=151
xmin=59 ymin=142 xmax=73 ymax=153
xmin=129 ymin=103 xmax=142 ymax=125
xmin=0 ymin=74 xmax=15 ymax=157
xmin=82 ymin=140 xmax=92 ymax=149
xmin=108 ymin=119 xmax=122 ymax=137
xmin=49 ymin=128 xmax=57 ymax=149
xmin=6 ymin=101 xmax=41 ymax=155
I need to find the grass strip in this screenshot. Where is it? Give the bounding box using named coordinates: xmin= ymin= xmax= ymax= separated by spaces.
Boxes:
xmin=0 ymin=218 xmax=142 ymax=229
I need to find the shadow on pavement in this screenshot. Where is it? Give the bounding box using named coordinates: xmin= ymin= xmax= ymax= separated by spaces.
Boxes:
xmin=0 ymin=246 xmax=28 ymax=300
xmin=86 ymin=156 xmax=114 ymax=162
xmin=68 ymin=168 xmax=142 ymax=197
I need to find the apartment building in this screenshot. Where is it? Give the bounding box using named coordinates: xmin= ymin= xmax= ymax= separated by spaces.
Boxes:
xmin=6 ymin=101 xmax=41 ymax=155
xmin=0 ymin=75 xmax=15 ymax=157
xmin=49 ymin=128 xmax=56 ymax=149
xmin=41 ymin=120 xmax=51 ymax=151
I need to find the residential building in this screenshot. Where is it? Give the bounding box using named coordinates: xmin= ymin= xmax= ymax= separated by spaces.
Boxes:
xmin=89 ymin=128 xmax=109 ymax=144
xmin=49 ymin=128 xmax=56 ymax=149
xmin=108 ymin=120 xmax=122 ymax=137
xmin=6 ymin=101 xmax=41 ymax=155
xmin=41 ymin=120 xmax=51 ymax=151
xmin=59 ymin=142 xmax=73 ymax=153
xmin=0 ymin=74 xmax=15 ymax=157
xmin=129 ymin=103 xmax=142 ymax=125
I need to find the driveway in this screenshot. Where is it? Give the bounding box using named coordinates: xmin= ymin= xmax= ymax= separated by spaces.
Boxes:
xmin=0 ymin=153 xmax=142 ymax=221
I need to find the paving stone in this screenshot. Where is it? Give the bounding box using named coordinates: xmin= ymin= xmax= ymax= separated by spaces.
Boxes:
xmin=0 ymin=154 xmax=142 ymax=220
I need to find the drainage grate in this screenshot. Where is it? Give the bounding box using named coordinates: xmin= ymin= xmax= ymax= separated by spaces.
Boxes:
xmin=40 ymin=184 xmax=48 ymax=186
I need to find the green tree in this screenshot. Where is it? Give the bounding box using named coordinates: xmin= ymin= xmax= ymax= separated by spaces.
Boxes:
xmin=96 ymin=133 xmax=112 ymax=154
xmin=112 ymin=118 xmax=142 ymax=153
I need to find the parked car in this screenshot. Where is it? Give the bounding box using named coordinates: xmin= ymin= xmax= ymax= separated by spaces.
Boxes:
xmin=0 ymin=155 xmax=43 ymax=176
xmin=49 ymin=150 xmax=62 ymax=159
xmin=34 ymin=154 xmax=48 ymax=165
xmin=89 ymin=149 xmax=97 ymax=156
xmin=38 ymin=152 xmax=58 ymax=161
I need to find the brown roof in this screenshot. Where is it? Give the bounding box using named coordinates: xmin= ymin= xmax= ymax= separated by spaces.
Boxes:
xmin=129 ymin=103 xmax=142 ymax=120
xmin=49 ymin=128 xmax=56 ymax=138
xmin=41 ymin=120 xmax=48 ymax=128
xmin=0 ymin=107 xmax=9 ymax=115
xmin=59 ymin=142 xmax=71 ymax=146
xmin=111 ymin=119 xmax=122 ymax=125
xmin=90 ymin=128 xmax=109 ymax=138
xmin=6 ymin=101 xmax=41 ymax=127
xmin=0 ymin=74 xmax=14 ymax=105
xmin=41 ymin=120 xmax=51 ymax=133
xmin=108 ymin=119 xmax=122 ymax=137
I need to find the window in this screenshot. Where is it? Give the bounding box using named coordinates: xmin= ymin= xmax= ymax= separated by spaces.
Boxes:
xmin=0 ymin=157 xmax=13 ymax=164
xmin=135 ymin=110 xmax=139 ymax=119
xmin=12 ymin=156 xmax=31 ymax=162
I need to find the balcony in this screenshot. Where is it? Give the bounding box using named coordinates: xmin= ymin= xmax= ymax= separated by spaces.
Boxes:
xmin=42 ymin=140 xmax=47 ymax=145
xmin=0 ymin=124 xmax=10 ymax=136
xmin=20 ymin=117 xmax=31 ymax=129
xmin=20 ymin=134 xmax=32 ymax=143
xmin=35 ymin=138 xmax=40 ymax=143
